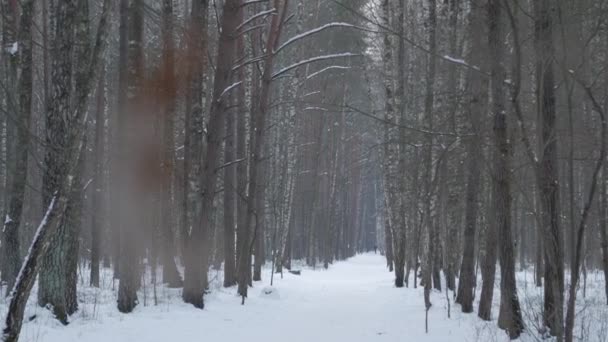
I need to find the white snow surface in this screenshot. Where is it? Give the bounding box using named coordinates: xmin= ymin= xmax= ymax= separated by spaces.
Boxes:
xmin=4 ymin=253 xmax=608 ymax=341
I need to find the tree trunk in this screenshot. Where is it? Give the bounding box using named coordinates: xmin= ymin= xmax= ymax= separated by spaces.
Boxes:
xmin=223 ymin=88 xmax=237 ymax=287
xmin=478 ymin=188 xmax=497 ymax=321
xmin=241 ymin=0 xmax=287 ymax=299
xmin=235 ymin=0 xmax=250 ymax=295
xmin=117 ymin=0 xmax=145 ymax=314
xmin=159 ymin=0 xmax=182 ymax=288
xmin=182 ymin=0 xmax=209 ymax=308
xmin=2 ymin=0 xmax=35 ymax=294
xmin=455 ymin=0 xmax=486 ymax=309
xmin=534 ymin=0 xmax=564 ymax=336
xmin=3 ymin=0 xmax=111 ymax=336
xmin=184 ymin=0 xmax=239 ymax=307
xmin=38 ymin=0 xmax=79 ymax=323
xmin=90 ymin=66 xmax=105 ymax=288
xmin=489 ymin=0 xmax=523 ymax=337
xmin=601 ymin=156 xmax=608 ymax=304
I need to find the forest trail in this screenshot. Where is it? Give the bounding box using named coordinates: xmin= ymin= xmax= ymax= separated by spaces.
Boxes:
xmin=20 ymin=254 xmax=489 ymax=342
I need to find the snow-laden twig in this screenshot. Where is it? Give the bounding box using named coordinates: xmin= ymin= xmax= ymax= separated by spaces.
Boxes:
xmin=304 ymin=107 xmax=329 ymax=112
xmin=305 ymin=66 xmax=350 ymax=81
xmin=236 ymin=9 xmax=276 ymax=31
xmin=240 ymin=0 xmax=268 ymax=7
xmin=83 ymin=178 xmax=94 ymax=191
xmin=272 ymin=53 xmax=360 ymax=79
xmin=215 ymin=158 xmax=247 ymax=172
xmin=8 ymin=196 xmax=56 ymax=299
xmin=219 ymin=81 xmax=243 ymax=99
xmin=274 ymin=22 xmax=355 ymax=55
xmin=232 ymin=54 xmax=268 ymax=71
xmin=443 ymin=55 xmax=480 ymax=71
xmin=238 ymin=24 xmax=267 ymax=37
xmin=303 ymin=91 xmax=321 ymax=98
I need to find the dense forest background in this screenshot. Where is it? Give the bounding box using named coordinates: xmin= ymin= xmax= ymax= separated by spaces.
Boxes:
xmin=1 ymin=0 xmax=608 ymax=341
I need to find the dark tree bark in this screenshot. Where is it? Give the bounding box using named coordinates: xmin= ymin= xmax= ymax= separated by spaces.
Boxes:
xmin=181 ymin=0 xmax=208 ymax=308
xmin=117 ymin=0 xmax=145 ymax=314
xmin=456 ymin=0 xmax=486 ymax=313
xmin=489 ymin=0 xmax=523 ymax=337
xmin=183 ymin=0 xmax=240 ymax=308
xmin=181 ymin=0 xmax=207 ymax=306
xmin=38 ymin=0 xmax=79 ymax=323
xmin=534 ymin=0 xmax=564 ymax=336
xmin=3 ymin=0 xmax=111 ymax=337
xmin=2 ymin=0 xmax=35 ymax=294
xmin=478 ymin=191 xmax=498 ymax=321
xmin=564 ymin=83 xmax=607 ymax=342
xmin=90 ymin=66 xmax=106 ymax=288
xmin=422 ymin=0 xmax=439 ymax=307
xmin=380 ymin=0 xmax=401 ymax=285
xmin=601 ymin=154 xmax=608 ymax=305
xmin=159 ymin=0 xmax=182 ymax=288
xmin=223 ymin=89 xmax=237 ymax=287
xmin=240 ymin=0 xmax=288 ymax=299
xmin=235 ymin=0 xmax=251 ymax=294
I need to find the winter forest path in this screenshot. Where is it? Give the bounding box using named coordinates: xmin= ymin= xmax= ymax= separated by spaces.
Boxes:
xmin=23 ymin=254 xmax=490 ymax=342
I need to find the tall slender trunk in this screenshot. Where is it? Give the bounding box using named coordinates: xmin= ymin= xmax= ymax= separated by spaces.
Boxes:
xmin=534 ymin=0 xmax=564 ymax=337
xmin=90 ymin=66 xmax=105 ymax=288
xmin=182 ymin=0 xmax=209 ymax=308
xmin=235 ymin=0 xmax=249 ymax=290
xmin=489 ymin=0 xmax=523 ymax=337
xmin=380 ymin=0 xmax=403 ymax=287
xmin=600 ymin=151 xmax=608 ymax=304
xmin=2 ymin=0 xmax=35 ymax=293
xmin=117 ymin=0 xmax=145 ymax=314
xmin=159 ymin=0 xmax=182 ymax=288
xmin=184 ymin=0 xmax=239 ymax=308
xmin=422 ymin=0 xmax=438 ymax=306
xmin=223 ymin=93 xmax=237 ymax=287
xmin=244 ymin=0 xmax=288 ymax=293
xmin=39 ymin=0 xmax=78 ymax=323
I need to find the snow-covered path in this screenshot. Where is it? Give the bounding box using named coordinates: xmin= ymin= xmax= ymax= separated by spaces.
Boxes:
xmin=17 ymin=254 xmax=501 ymax=342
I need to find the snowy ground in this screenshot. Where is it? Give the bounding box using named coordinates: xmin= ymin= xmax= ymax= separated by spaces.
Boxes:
xmin=3 ymin=254 xmax=608 ymax=342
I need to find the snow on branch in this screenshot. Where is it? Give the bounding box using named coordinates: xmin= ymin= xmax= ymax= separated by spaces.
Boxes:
xmin=232 ymin=54 xmax=268 ymax=71
xmin=237 ymin=9 xmax=276 ymax=31
xmin=274 ymin=22 xmax=356 ymax=55
xmin=306 ymin=66 xmax=350 ymax=81
xmin=219 ymin=81 xmax=243 ymax=99
xmin=9 ymin=195 xmax=57 ymax=297
xmin=272 ymin=53 xmax=360 ymax=80
xmin=304 ymin=91 xmax=321 ymax=98
xmin=240 ymin=0 xmax=268 ymax=7
xmin=443 ymin=55 xmax=480 ymax=71
xmin=304 ymin=107 xmax=329 ymax=112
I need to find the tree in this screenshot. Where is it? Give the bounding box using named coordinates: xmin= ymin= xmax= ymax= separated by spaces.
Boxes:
xmin=2 ymin=0 xmax=34 ymax=293
xmin=456 ymin=0 xmax=487 ymax=314
xmin=159 ymin=0 xmax=182 ymax=288
xmin=488 ymin=0 xmax=523 ymax=337
xmin=534 ymin=0 xmax=564 ymax=336
xmin=2 ymin=0 xmax=111 ymax=337
xmin=183 ymin=0 xmax=239 ymax=308
xmin=117 ymin=0 xmax=145 ymax=313
xmin=38 ymin=0 xmax=82 ymax=323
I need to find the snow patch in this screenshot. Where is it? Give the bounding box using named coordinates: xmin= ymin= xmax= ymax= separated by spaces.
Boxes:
xmin=7 ymin=42 xmax=18 ymax=56
xmin=259 ymin=286 xmax=280 ymax=300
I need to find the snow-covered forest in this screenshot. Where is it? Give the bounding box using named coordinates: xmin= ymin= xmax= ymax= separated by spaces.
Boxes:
xmin=0 ymin=0 xmax=608 ymax=341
